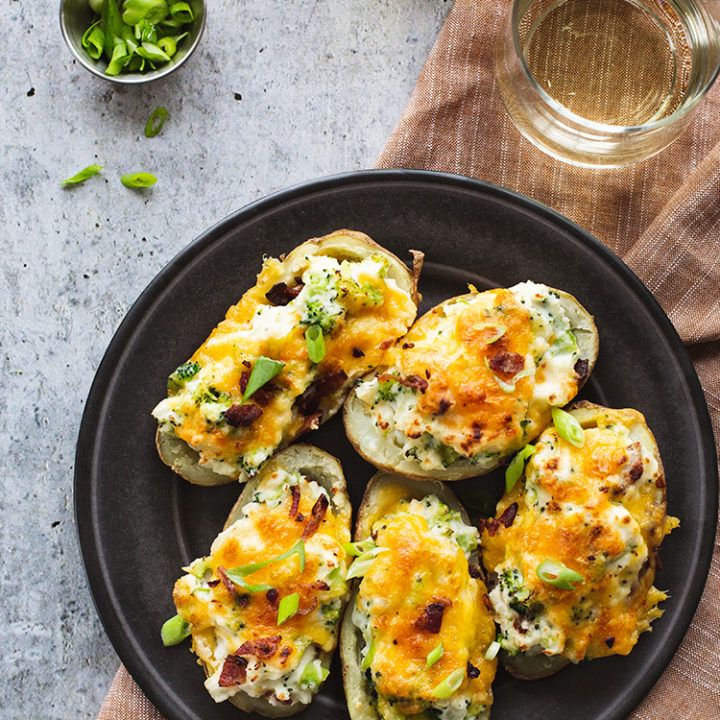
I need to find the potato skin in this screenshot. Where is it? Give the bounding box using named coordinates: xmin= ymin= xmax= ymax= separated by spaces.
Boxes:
xmin=195 ymin=444 xmax=351 ymax=716
xmin=343 ymin=286 xmax=599 ymax=482
xmin=155 ymin=230 xmax=422 ymax=486
xmin=340 ymin=473 xmax=491 ymax=720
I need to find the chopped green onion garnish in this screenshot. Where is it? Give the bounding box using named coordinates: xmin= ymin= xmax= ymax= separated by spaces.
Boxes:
xmin=426 ymin=642 xmax=443 ymax=668
xmin=60 ymin=163 xmax=103 ymax=185
xmin=161 ymin=614 xmax=190 ymax=646
xmin=226 ymin=539 xmax=305 ymax=583
xmin=305 ymin=325 xmax=326 ymax=363
xmin=342 ymin=539 xmax=376 ymax=557
xmin=505 ymin=444 xmax=535 ymax=492
xmin=300 ymin=660 xmax=330 ymax=687
xmin=432 ymin=668 xmax=465 ymax=699
xmin=121 ymin=172 xmax=157 ymax=188
xmin=145 ymin=106 xmax=168 ymax=137
xmin=536 ymin=558 xmax=584 ymax=590
xmin=551 ymin=407 xmax=585 ymax=447
xmin=169 ymin=1 xmax=194 ymax=22
xmin=277 ymin=592 xmax=300 ymax=625
xmin=82 ymin=21 xmax=105 ymax=59
xmin=157 ymin=36 xmax=177 ymax=57
xmin=484 ymin=357 xmax=533 ymax=393
xmin=222 ymin=570 xmax=274 ymax=593
xmin=360 ymin=631 xmax=377 ymax=670
xmin=122 ymin=0 xmax=170 ymax=26
xmin=243 ymin=356 xmax=284 ymax=403
xmin=485 ymin=640 xmax=501 ymax=660
xmin=346 ymin=546 xmax=387 ymax=580
xmin=483 ymin=323 xmax=507 ymax=344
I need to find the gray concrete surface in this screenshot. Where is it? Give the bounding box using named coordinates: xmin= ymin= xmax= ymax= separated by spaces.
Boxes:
xmin=0 ymin=2 xmax=449 ymax=717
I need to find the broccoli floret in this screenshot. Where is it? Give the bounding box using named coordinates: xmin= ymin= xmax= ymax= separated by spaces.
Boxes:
xmin=303 ymin=299 xmax=342 ymax=333
xmin=167 ymin=361 xmax=201 ymax=392
xmin=377 ymin=377 xmax=401 ymax=402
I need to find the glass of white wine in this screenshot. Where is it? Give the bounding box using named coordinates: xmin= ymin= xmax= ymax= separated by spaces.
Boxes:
xmin=496 ymin=0 xmax=720 ymax=166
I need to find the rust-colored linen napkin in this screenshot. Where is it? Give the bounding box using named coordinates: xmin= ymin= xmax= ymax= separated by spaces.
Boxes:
xmin=97 ymin=1 xmax=719 ymax=718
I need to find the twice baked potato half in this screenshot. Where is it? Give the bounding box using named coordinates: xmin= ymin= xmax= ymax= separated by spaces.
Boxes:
xmin=341 ymin=473 xmax=497 ymax=720
xmin=169 ymin=445 xmax=352 ymax=715
xmin=481 ymin=401 xmax=679 ymax=679
xmin=344 ymin=281 xmax=598 ymax=481
xmin=153 ymin=230 xmax=421 ymax=485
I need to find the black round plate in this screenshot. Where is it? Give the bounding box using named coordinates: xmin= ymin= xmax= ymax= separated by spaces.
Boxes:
xmin=75 ymin=170 xmax=717 ymax=720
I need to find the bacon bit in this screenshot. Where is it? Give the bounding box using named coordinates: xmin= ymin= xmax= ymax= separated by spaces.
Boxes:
xmin=574 ymin=358 xmax=589 ymax=382
xmin=279 ymin=646 xmax=292 ymax=665
xmin=352 ymin=347 xmax=365 ymax=358
xmin=239 ymin=370 xmax=250 ymax=394
xmin=589 ymin=525 xmax=603 ymax=541
xmin=207 ymin=579 xmax=220 ymax=587
xmin=605 ymin=637 xmax=615 ymax=648
xmin=414 ymin=598 xmax=452 ymax=633
xmin=242 ymin=360 xmax=252 ymax=368
xmin=437 ymin=398 xmax=452 ymax=415
xmin=297 ymin=597 xmax=319 ymax=616
xmin=265 ymin=282 xmax=303 ymax=306
xmin=498 ymin=502 xmax=518 ymax=528
xmin=218 ymin=655 xmax=247 ymax=687
xmin=484 ymin=518 xmax=501 ymax=537
xmin=266 ymin=588 xmax=279 ymax=606
xmin=295 ymin=513 xmax=305 ymax=522
xmin=224 ymin=403 xmax=263 ymax=427
xmin=253 ymin=383 xmax=280 ymax=407
xmin=407 ymin=430 xmax=422 ymax=439
xmin=469 ymin=564 xmax=483 ymax=579
xmin=425 ymin=369 xmax=431 ymax=379
xmin=380 ymin=339 xmax=394 ymax=350
xmin=296 ymin=370 xmax=348 ymax=415
xmin=402 ymin=342 xmax=415 ymax=349
xmin=488 ymin=350 xmax=525 ymax=375
xmin=656 ymin=476 xmax=666 ymax=489
xmin=547 ymin=501 xmax=561 ymax=512
xmin=467 ymin=661 xmax=480 ymax=679
xmin=629 ymin=461 xmax=644 ymax=483
xmin=482 ymin=593 xmax=493 ymax=611
xmin=403 ymin=374 xmax=428 ymax=392
xmin=236 ymin=636 xmax=281 ymax=659
xmin=216 ymin=566 xmax=236 ymax=598
xmin=299 ymin=411 xmax=322 ymax=435
xmin=236 ymin=594 xmax=250 ymax=608
xmin=513 ymin=616 xmax=528 ymax=634
xmin=301 ymin=494 xmax=329 ymax=539
xmin=310 ymin=581 xmax=330 ymax=591
xmin=546 ymin=457 xmax=559 ymax=471
xmin=289 ymin=485 xmax=301 ymax=519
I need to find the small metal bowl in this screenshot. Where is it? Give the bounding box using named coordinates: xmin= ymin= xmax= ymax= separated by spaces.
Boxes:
xmin=60 ymin=0 xmax=206 ymax=84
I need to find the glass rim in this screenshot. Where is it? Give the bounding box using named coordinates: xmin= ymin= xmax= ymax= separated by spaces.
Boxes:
xmin=510 ymin=0 xmax=720 ymax=136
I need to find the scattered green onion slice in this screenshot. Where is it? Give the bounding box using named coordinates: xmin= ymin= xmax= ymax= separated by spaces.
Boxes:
xmin=121 ymin=171 xmax=157 ymax=188
xmin=61 ymin=163 xmax=103 ymax=185
xmin=135 ymin=42 xmax=171 ymax=63
xmin=426 ymin=642 xmax=444 ymax=668
xmin=305 ymin=325 xmax=326 ymax=363
xmin=161 ymin=614 xmax=190 ymax=646
xmin=300 ymin=660 xmax=330 ymax=686
xmin=169 ymin=1 xmax=194 ymax=22
xmin=551 ymin=407 xmax=585 ymax=447
xmin=505 ymin=444 xmax=535 ymax=493
xmin=484 ymin=357 xmax=533 ymax=393
xmin=122 ymin=0 xmax=169 ymax=26
xmin=243 ymin=356 xmax=284 ymax=403
xmin=342 ymin=539 xmax=376 ymax=557
xmin=432 ymin=668 xmax=465 ymax=699
xmin=485 ymin=640 xmax=501 ymax=660
xmin=483 ymin=323 xmax=507 ymax=344
xmin=157 ymin=36 xmax=177 ymax=57
xmin=223 ymin=573 xmax=274 ymax=593
xmin=277 ymin=592 xmax=300 ymax=625
xmin=346 ymin=546 xmax=388 ymax=580
xmin=536 ymin=558 xmax=584 ymax=590
xmin=145 ymin=106 xmax=168 ymax=137
xmin=227 ymin=539 xmax=306 ymax=581
xmin=360 ymin=631 xmax=377 ymax=670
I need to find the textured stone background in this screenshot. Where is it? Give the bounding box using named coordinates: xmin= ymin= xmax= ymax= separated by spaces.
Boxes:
xmin=0 ymin=2 xmax=448 ymax=718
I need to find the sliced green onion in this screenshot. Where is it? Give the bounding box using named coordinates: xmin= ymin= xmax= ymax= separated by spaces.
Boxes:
xmin=227 ymin=539 xmax=306 ymax=580
xmin=505 ymin=444 xmax=535 ymax=493
xmin=122 ymin=0 xmax=169 ymax=25
xmin=157 ymin=36 xmax=177 ymax=57
xmin=536 ymin=558 xmax=584 ymax=590
xmin=102 ymin=0 xmax=124 ymax=55
xmin=484 ymin=357 xmax=533 ymax=393
xmin=169 ymin=1 xmax=194 ymax=22
xmin=136 ymin=42 xmax=171 ymax=63
xmin=61 ymin=163 xmax=103 ymax=185
xmin=121 ymin=171 xmax=157 ymax=188
xmin=360 ymin=631 xmax=377 ymax=670
xmin=277 ymin=592 xmax=300 ymax=625
xmin=243 ymin=356 xmax=284 ymax=402
xmin=555 ymin=330 xmax=578 ymax=353
xmin=551 ymin=407 xmax=585 ymax=447
xmin=485 ymin=640 xmax=501 ymax=660
xmin=342 ymin=539 xmax=376 ymax=557
xmin=483 ymin=323 xmax=507 ymax=344
xmin=432 ymin=668 xmax=465 ymax=699
xmin=145 ymin=106 xmax=168 ymax=137
xmin=105 ymin=40 xmax=129 ymax=75
xmin=161 ymin=614 xmax=190 ymax=646
xmin=305 ymin=325 xmax=326 ymax=363
xmin=346 ymin=547 xmax=387 ymax=580
xmin=135 ymin=18 xmax=158 ymax=43
xmin=426 ymin=642 xmax=444 ymax=668
xmin=222 ymin=572 xmax=273 ymax=593
xmin=89 ymin=0 xmax=104 ymax=13
xmin=300 ymin=659 xmax=330 ymax=687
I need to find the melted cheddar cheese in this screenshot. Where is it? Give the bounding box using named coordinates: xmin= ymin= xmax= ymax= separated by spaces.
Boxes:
xmin=153 ymin=250 xmax=417 ymax=478
xmin=353 ymin=282 xmax=585 ymax=473
xmin=352 ymin=492 xmax=496 ymax=720
xmin=482 ymin=407 xmax=678 ymax=663
xmin=173 ymin=468 xmax=350 ymax=706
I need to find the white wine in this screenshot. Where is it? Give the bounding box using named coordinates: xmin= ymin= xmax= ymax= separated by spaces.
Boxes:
xmin=518 ymin=0 xmax=696 ymax=126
